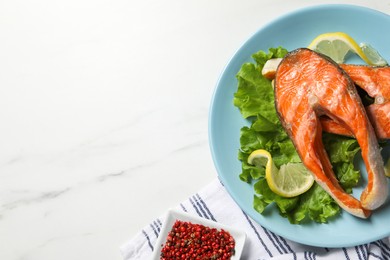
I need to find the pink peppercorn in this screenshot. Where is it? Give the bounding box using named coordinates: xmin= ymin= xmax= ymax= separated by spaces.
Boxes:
xmin=160 ymin=220 xmax=235 ymax=260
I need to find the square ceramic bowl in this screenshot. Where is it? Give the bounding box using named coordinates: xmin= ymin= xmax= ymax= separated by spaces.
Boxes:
xmin=151 ymin=208 xmax=246 ymax=259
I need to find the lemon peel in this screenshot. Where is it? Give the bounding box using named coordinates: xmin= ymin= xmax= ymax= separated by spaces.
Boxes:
xmin=248 ymin=149 xmax=314 ymax=197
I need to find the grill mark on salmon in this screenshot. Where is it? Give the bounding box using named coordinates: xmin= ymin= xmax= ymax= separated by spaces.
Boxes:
xmin=274 ymin=48 xmax=388 ymax=218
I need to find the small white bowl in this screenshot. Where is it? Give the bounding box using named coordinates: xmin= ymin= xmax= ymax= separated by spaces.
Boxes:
xmin=151 ymin=208 xmax=246 ymax=259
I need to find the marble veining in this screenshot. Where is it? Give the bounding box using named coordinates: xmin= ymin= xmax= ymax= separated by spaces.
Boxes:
xmin=1 ymin=188 xmax=71 ymax=213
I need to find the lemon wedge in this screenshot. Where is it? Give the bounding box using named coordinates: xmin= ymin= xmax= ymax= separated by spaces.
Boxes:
xmin=308 ymin=32 xmax=387 ymax=66
xmin=248 ymin=149 xmax=314 ymax=197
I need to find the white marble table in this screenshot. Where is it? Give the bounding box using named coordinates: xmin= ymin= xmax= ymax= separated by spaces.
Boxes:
xmin=1 ymin=0 xmax=389 ymax=259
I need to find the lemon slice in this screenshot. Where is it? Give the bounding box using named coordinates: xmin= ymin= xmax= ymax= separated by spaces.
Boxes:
xmin=248 ymin=149 xmax=315 ymax=197
xmin=307 ymin=32 xmax=386 ymax=66
xmin=385 ymin=158 xmax=390 ymax=177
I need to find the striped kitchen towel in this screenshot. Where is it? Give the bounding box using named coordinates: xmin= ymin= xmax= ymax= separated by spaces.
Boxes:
xmin=120 ymin=178 xmax=390 ymax=260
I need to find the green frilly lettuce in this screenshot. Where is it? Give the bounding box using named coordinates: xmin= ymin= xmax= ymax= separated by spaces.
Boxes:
xmin=234 ymin=47 xmax=361 ymax=224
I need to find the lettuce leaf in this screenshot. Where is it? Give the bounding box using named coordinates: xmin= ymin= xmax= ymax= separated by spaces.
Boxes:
xmin=234 ymin=47 xmax=361 ymax=224
xmin=234 ymin=63 xmax=279 ymax=122
xmin=233 ymin=47 xmax=287 ymax=122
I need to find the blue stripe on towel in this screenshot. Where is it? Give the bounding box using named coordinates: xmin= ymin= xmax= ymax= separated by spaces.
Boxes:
xmin=342 ymin=248 xmax=351 ymax=260
xmin=273 ymin=233 xmax=293 ymax=254
xmin=149 ymin=223 xmax=159 ymax=238
xmin=262 ymin=226 xmax=284 ymax=254
xmin=379 ymin=240 xmax=390 ymax=258
xmin=189 ymin=197 xmax=203 ymax=217
xmin=378 ymin=240 xmax=390 ymax=253
xmin=241 ymin=210 xmax=273 ymax=258
xmin=368 ymin=251 xmax=385 ymax=260
xmin=196 ymin=193 xmax=216 ymax=221
xmin=373 ymin=241 xmax=390 ymax=258
xmin=179 ymin=203 xmax=187 ymax=212
xmin=191 ymin=195 xmax=210 ymax=220
xmin=354 ymin=245 xmax=363 ymax=260
xmin=153 ymin=220 xmax=161 ymax=233
xmin=142 ymin=229 xmax=154 ymax=251
xmin=156 ymin=218 xmax=162 ymax=228
xmin=279 ymin=236 xmax=293 ymax=253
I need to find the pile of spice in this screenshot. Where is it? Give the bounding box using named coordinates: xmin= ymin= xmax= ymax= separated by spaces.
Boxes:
xmin=160 ymin=220 xmax=236 ymax=259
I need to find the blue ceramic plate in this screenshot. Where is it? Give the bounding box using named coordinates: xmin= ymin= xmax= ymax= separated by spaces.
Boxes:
xmin=209 ymin=4 xmax=390 ymax=248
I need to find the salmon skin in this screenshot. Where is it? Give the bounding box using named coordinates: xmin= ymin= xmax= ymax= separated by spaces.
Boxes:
xmin=321 ymin=64 xmax=390 ymax=139
xmin=274 ymin=48 xmax=388 ymax=218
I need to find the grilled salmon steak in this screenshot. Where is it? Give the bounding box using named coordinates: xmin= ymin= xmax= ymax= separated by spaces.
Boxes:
xmin=321 ymin=64 xmax=390 ymax=139
xmin=262 ymin=58 xmax=390 ymax=139
xmin=321 ymin=103 xmax=390 ymax=140
xmin=341 ymin=64 xmax=390 ymax=139
xmin=274 ymin=48 xmax=388 ymax=218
